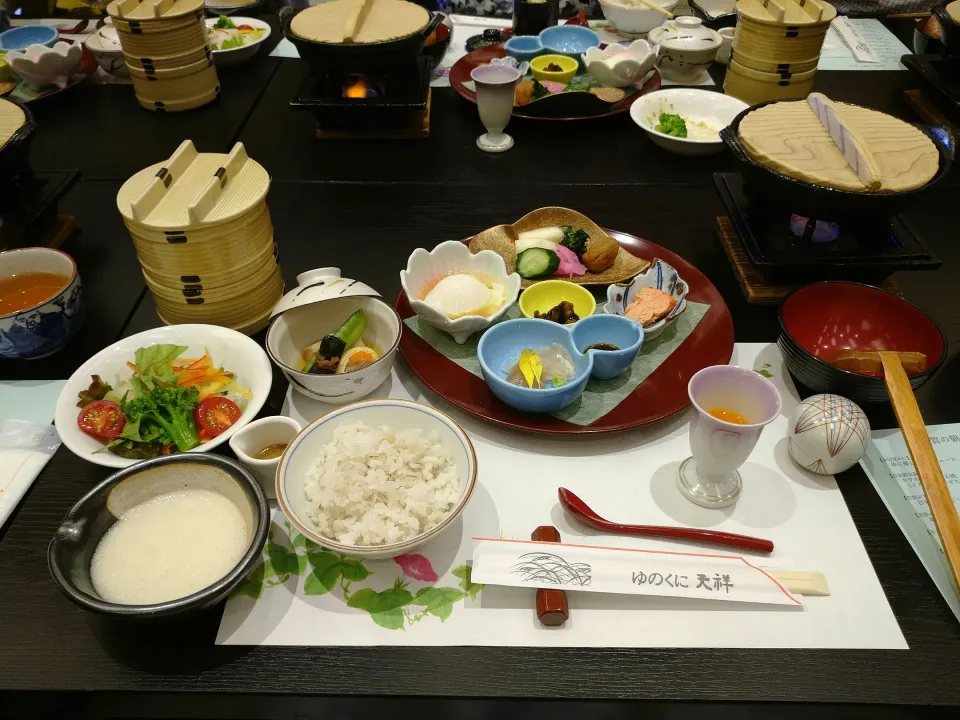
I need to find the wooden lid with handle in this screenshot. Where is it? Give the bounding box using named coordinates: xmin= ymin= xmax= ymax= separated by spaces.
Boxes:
xmin=117 ymin=140 xmax=270 ymax=229
xmin=736 ymin=0 xmax=837 ymax=26
xmin=107 ymin=0 xmax=204 ymax=21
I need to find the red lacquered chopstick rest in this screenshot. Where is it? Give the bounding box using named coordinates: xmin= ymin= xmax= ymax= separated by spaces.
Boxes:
xmin=558 ymin=488 xmax=774 ymax=554
xmin=531 ymin=525 xmax=569 ymax=627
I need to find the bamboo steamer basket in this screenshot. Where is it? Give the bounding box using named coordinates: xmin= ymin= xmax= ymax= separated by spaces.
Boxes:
xmin=724 ymin=58 xmax=816 ymax=104
xmin=123 ymin=46 xmax=212 ymax=72
xmin=128 ymin=225 xmax=274 ymax=272
xmin=144 ymin=262 xmax=280 ymax=306
xmin=130 ymin=61 xmax=218 ymax=103
xmin=117 ymin=140 xmax=281 ymax=334
xmin=111 ymin=11 xmax=204 ymax=35
xmin=115 ymin=23 xmax=208 ymax=57
xmin=127 ymin=56 xmax=214 ymax=81
xmin=124 ymin=201 xmax=270 ymax=242
xmin=733 ymin=0 xmax=835 ymax=63
xmin=137 ymin=86 xmax=220 ymax=112
xmin=150 ymin=270 xmax=283 ymax=327
xmin=730 ymin=46 xmax=818 ymax=74
xmin=138 ymin=238 xmax=278 ymax=291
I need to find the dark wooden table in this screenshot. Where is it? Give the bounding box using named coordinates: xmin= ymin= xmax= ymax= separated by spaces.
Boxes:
xmin=3 ymin=28 xmax=960 ymax=719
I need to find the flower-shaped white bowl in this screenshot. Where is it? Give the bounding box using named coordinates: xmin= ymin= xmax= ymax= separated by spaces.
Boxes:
xmin=400 ymin=240 xmax=521 ymax=344
xmin=5 ymin=41 xmax=82 ymax=89
xmin=603 ymin=258 xmax=688 ymax=339
xmin=584 ymin=39 xmax=656 ymax=88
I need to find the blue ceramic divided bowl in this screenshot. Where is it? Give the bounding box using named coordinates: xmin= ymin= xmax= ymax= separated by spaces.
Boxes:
xmin=570 ymin=313 xmax=644 ymax=380
xmin=0 ymin=25 xmax=59 ymax=52
xmin=477 ymin=316 xmax=643 ymax=414
xmin=504 ymin=35 xmax=544 ymax=62
xmin=538 ymin=26 xmax=600 ymax=67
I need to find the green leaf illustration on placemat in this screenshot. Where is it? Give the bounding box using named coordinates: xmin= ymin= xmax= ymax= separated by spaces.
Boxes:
xmin=304 ymin=551 xmax=342 ymax=595
xmin=452 ymin=564 xmax=483 ymax=600
xmin=348 ymin=585 xmax=414 ymax=630
xmin=232 ymin=520 xmax=482 ymax=630
xmin=403 ymin=301 xmax=710 ymax=426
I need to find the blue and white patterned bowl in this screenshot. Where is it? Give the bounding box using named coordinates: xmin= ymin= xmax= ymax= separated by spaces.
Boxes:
xmin=0 ymin=247 xmax=84 ymax=360
xmin=602 ymin=258 xmax=687 ymax=340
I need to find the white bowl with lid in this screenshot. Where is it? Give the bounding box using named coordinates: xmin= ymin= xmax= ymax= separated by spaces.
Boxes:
xmin=265 ymin=268 xmax=401 ymax=405
xmin=648 ymin=16 xmax=722 ymax=82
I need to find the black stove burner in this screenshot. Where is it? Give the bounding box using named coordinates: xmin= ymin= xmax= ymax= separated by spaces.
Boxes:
xmin=291 ymin=56 xmax=432 ymax=132
xmin=0 ymin=170 xmax=79 ymax=251
xmin=714 ymin=172 xmax=940 ymax=284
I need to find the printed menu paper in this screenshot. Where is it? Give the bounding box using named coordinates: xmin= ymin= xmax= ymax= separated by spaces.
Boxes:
xmin=819 ymin=18 xmax=909 ymax=72
xmin=860 ymin=424 xmax=960 ymax=623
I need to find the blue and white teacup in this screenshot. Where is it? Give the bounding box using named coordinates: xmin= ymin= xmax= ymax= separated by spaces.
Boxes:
xmin=0 ymin=247 xmax=84 ymax=360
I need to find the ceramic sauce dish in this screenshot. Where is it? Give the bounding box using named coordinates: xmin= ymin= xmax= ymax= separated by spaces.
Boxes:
xmin=583 ymin=39 xmax=656 ymax=88
xmin=229 ymin=416 xmax=303 ymax=499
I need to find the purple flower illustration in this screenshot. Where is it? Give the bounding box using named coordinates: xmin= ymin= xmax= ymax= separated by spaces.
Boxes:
xmin=394 ymin=554 xmax=439 ymax=583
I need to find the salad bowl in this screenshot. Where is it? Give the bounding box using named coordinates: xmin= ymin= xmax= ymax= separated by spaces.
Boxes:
xmin=603 ymin=258 xmax=688 ymax=339
xmin=205 ymin=16 xmax=271 ymax=67
xmin=55 ymin=325 xmax=272 ymax=468
xmin=629 ymin=88 xmax=748 ymax=156
xmin=401 ymin=240 xmax=521 ymax=345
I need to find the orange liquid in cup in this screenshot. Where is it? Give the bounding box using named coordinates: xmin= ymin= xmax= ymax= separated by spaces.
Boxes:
xmin=0 ymin=272 xmax=70 ymax=315
xmin=707 ymin=407 xmax=750 ymax=425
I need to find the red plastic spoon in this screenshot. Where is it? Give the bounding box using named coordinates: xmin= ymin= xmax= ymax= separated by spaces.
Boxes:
xmin=558 ymin=488 xmax=774 ymax=554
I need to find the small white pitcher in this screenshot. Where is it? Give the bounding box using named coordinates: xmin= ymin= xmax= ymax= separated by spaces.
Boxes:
xmin=229 ymin=416 xmax=302 ymax=499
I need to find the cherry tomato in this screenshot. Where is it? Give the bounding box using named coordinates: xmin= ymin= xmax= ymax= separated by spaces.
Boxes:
xmin=237 ymin=24 xmax=255 ymax=31
xmin=78 ymin=400 xmax=126 ymax=440
xmin=194 ymin=397 xmax=241 ymax=438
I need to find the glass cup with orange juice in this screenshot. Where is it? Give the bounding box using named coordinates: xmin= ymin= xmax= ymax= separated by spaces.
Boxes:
xmin=679 ymin=365 xmax=782 ymax=508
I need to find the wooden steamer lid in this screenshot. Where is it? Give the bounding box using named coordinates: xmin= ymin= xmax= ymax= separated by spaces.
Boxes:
xmin=737 ymin=96 xmax=939 ymax=193
xmin=107 ymin=0 xmax=205 ymax=22
xmin=736 ymin=0 xmax=837 ymax=26
xmin=117 ymin=140 xmax=270 ymax=230
xmin=0 ymin=98 xmax=26 ymax=148
xmin=290 ymin=0 xmax=430 ymax=44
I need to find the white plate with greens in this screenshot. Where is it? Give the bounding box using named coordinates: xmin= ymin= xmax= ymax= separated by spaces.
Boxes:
xmin=206 ymin=16 xmax=271 ymax=67
xmin=629 ymin=88 xmax=747 ymax=156
xmin=55 ymin=324 xmax=271 ymax=468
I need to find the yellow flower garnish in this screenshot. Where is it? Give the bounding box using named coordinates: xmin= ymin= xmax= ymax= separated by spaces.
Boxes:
xmin=518 ymin=349 xmax=543 ymax=389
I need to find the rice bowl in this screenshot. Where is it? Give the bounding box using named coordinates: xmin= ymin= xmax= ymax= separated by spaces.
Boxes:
xmin=276 ymin=399 xmax=477 ymax=559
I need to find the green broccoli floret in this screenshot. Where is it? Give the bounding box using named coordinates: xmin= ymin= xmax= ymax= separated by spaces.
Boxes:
xmin=214 ymin=15 xmax=236 ymax=30
xmin=560 ymin=226 xmax=590 ymax=259
xmin=125 ymin=385 xmax=200 ymax=453
xmin=655 ymin=112 xmax=688 ymax=138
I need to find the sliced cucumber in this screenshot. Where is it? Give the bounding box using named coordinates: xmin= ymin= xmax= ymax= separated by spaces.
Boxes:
xmin=516 ymin=248 xmax=560 ymax=280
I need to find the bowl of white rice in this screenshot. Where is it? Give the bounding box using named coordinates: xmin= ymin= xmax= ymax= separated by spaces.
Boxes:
xmin=276 ymin=399 xmax=477 ymax=559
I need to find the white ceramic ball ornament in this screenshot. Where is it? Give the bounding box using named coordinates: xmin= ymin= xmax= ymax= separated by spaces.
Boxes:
xmin=788 ymin=394 xmax=871 ymax=475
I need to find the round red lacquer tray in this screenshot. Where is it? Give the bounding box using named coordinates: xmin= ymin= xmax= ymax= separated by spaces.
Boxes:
xmin=395 ymin=231 xmax=735 ymax=435
xmin=450 ymin=44 xmax=662 ymax=121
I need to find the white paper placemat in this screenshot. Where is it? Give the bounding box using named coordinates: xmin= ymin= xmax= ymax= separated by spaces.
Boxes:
xmin=216 ymin=344 xmax=905 ymax=649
